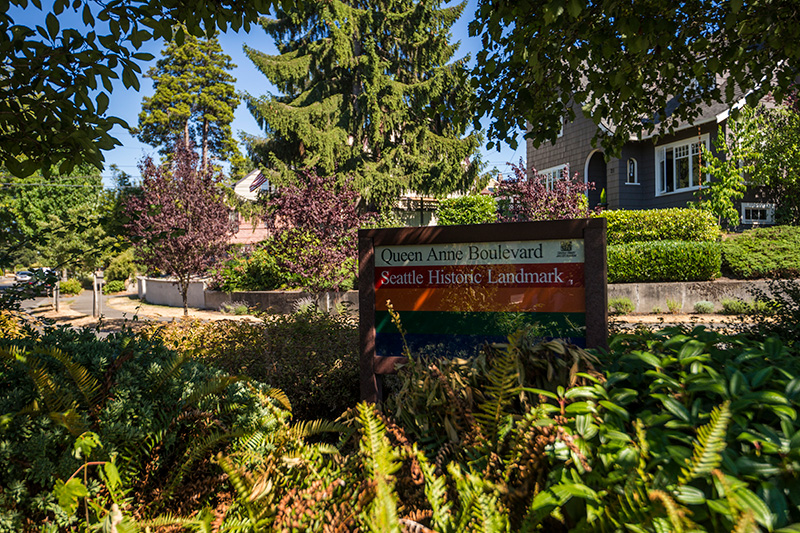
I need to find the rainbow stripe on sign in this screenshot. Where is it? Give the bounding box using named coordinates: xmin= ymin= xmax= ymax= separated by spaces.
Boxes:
xmin=374 ymin=239 xmax=586 ymax=357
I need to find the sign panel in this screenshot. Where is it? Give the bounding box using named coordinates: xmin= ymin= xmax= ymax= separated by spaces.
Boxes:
xmin=374 ymin=239 xmax=586 ymax=358
xmin=358 ymin=219 xmax=607 ymax=402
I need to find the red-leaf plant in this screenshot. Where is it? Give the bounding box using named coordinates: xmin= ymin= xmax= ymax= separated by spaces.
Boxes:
xmin=264 ymin=170 xmax=375 ymax=292
xmin=125 ymin=144 xmax=232 ymax=315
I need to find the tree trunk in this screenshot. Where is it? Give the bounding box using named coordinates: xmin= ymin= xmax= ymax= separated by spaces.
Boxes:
xmin=184 ymin=120 xmax=191 ymax=150
xmin=179 ymin=274 xmax=189 ymax=317
xmin=202 ymin=117 xmax=209 ymax=171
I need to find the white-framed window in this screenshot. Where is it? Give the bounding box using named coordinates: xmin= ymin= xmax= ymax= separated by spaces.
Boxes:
xmin=741 ymin=202 xmax=776 ymax=225
xmin=557 ymin=117 xmax=565 ymax=138
xmin=655 ymin=134 xmax=709 ymax=195
xmin=538 ymin=164 xmax=568 ymax=190
xmin=627 ymin=158 xmax=638 ymax=184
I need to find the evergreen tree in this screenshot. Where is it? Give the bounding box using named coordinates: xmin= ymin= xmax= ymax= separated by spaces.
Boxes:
xmin=137 ymin=31 xmax=241 ymax=170
xmin=244 ymin=0 xmax=481 ymax=211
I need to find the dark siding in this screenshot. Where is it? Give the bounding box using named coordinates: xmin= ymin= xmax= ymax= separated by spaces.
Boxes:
xmin=527 ymin=108 xmax=600 ymax=182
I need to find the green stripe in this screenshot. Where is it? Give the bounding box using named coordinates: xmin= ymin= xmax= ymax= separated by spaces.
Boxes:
xmin=375 ymin=310 xmax=585 ymax=338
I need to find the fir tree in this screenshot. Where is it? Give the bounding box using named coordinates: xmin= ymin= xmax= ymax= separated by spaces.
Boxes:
xmin=137 ymin=31 xmax=241 ymax=170
xmin=244 ymin=0 xmax=481 ymax=211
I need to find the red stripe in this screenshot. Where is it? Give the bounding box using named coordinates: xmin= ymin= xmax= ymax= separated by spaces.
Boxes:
xmin=376 ymin=287 xmax=586 ymax=313
xmin=375 ymin=263 xmax=584 ymax=289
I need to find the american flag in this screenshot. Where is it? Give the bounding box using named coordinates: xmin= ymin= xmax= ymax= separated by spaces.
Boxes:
xmin=249 ymin=172 xmax=268 ymax=193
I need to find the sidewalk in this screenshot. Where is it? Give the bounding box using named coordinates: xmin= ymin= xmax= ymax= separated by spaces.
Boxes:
xmin=26 ymin=288 xmax=257 ymax=333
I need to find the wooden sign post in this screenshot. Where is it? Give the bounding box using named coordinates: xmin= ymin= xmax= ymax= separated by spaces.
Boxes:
xmin=358 ymin=218 xmax=607 ymax=402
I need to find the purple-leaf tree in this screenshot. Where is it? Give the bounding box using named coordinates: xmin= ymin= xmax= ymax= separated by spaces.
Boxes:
xmin=496 ymin=161 xmax=595 ymax=222
xmin=125 ymin=144 xmax=232 ymax=315
xmin=265 ymin=170 xmax=375 ymax=292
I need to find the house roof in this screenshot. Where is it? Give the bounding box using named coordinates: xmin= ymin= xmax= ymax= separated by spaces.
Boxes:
xmin=232 ymin=170 xmax=270 ymax=202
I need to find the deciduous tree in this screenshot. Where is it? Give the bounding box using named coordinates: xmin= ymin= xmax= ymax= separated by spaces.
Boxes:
xmin=244 ymin=0 xmax=481 ymax=212
xmin=0 ymin=0 xmax=292 ymax=177
xmin=125 ymin=144 xmax=231 ymax=315
xmin=470 ymin=0 xmax=800 ymax=155
xmin=264 ymin=170 xmax=374 ymax=292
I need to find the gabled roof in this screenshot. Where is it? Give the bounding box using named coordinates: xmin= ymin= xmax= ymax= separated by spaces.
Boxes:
xmin=232 ymin=170 xmax=270 ymax=202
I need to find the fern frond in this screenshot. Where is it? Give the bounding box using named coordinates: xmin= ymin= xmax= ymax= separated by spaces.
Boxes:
xmin=163 ymin=429 xmax=246 ymax=499
xmin=26 ymin=355 xmax=75 ymax=413
xmin=649 ymin=489 xmax=687 ymax=533
xmin=182 ymin=375 xmax=241 ymax=409
xmin=680 ymin=401 xmax=731 ymax=484
xmin=287 ymin=418 xmax=348 ymax=440
xmin=216 ymin=453 xmax=253 ymax=501
xmin=411 ymin=444 xmax=453 ymax=532
xmin=474 ymin=333 xmax=521 ymax=443
xmin=356 ymin=403 xmax=401 ymax=533
xmin=731 ymin=510 xmax=759 ymax=533
xmin=152 ymin=351 xmax=189 ymax=391
xmin=263 ymin=387 xmax=292 ymax=412
xmin=47 ymin=347 xmax=101 ymax=408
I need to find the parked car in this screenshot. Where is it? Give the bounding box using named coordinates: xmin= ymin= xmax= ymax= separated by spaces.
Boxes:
xmin=15 ymin=271 xmax=33 ymax=283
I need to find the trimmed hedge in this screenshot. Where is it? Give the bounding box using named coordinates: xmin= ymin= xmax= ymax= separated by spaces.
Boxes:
xmin=608 ymin=240 xmax=722 ymax=283
xmin=435 ymin=194 xmax=497 ymax=225
xmin=599 ymin=208 xmax=720 ymax=245
xmin=722 ymin=225 xmax=800 ymax=279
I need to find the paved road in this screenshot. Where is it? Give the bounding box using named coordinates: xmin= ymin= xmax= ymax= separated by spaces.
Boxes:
xmin=64 ymin=287 xmax=131 ymax=320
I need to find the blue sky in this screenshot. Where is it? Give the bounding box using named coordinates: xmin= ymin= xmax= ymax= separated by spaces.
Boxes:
xmin=20 ymin=0 xmax=522 ymax=185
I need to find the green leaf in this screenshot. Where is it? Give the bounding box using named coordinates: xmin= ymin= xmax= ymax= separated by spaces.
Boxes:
xmin=103 ymin=461 xmax=121 ymax=491
xmin=599 ymin=400 xmax=629 ymax=420
xmin=655 ymin=395 xmax=691 ymax=423
xmin=46 ymin=12 xmax=59 ymax=39
xmin=54 ymin=478 xmax=88 ymax=515
xmin=677 ymin=339 xmax=706 ymax=362
xmin=674 ymin=485 xmax=706 ymax=505
xmin=566 ymin=0 xmax=582 ymax=18
xmin=731 ymin=487 xmax=773 ymax=529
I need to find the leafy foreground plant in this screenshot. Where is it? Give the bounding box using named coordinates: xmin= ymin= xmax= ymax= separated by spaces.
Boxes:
xmin=0 ymin=325 xmax=288 ymax=530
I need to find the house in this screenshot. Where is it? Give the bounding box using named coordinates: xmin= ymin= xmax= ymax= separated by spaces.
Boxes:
xmin=526 ymin=97 xmax=776 ymax=227
xmin=227 ymin=169 xmax=273 ymax=245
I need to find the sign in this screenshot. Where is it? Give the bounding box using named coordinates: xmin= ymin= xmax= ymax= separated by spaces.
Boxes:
xmin=359 ymin=219 xmax=607 ymax=402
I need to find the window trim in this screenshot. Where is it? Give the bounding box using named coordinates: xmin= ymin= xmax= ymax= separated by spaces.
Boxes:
xmin=655 ymin=134 xmax=710 ymax=196
xmin=741 ymin=202 xmax=776 ymax=225
xmin=626 ymin=158 xmax=639 ymax=185
xmin=538 ymin=164 xmax=568 ymax=190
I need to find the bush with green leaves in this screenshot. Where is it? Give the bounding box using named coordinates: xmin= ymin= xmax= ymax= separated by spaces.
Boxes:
xmin=435 ymin=194 xmax=497 ymax=225
xmin=0 ymin=326 xmax=286 ymax=529
xmin=694 ymin=300 xmax=715 ymax=314
xmin=722 ymin=225 xmax=800 ymax=279
xmin=608 ymin=240 xmax=722 ymax=282
xmin=151 ymin=308 xmax=359 ymax=420
xmin=59 ymin=278 xmax=83 ymax=295
xmin=104 ymin=248 xmax=139 ymax=283
xmin=608 ymin=297 xmax=634 ymax=315
xmin=101 ymin=279 xmax=126 ymax=294
xmin=599 ymin=208 xmax=721 ymax=245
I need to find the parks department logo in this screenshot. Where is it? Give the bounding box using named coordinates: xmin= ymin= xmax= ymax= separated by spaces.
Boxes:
xmin=556 ymin=240 xmax=578 ymax=258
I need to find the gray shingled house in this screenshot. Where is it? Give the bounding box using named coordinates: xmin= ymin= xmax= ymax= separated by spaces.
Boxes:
xmin=526 ymin=97 xmax=776 ymax=227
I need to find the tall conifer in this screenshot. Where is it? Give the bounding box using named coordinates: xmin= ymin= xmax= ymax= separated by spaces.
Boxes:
xmin=138 ymin=32 xmax=241 ymax=170
xmin=244 ymin=0 xmax=480 ymax=211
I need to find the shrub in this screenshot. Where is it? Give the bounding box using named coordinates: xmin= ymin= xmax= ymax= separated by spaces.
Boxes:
xmin=651 ymin=306 xmax=662 ymax=314
xmin=722 ymin=225 xmax=800 ymax=279
xmin=496 ymin=161 xmax=594 ymax=221
xmin=666 ymin=298 xmax=682 ymax=314
xmin=599 ymin=208 xmax=721 ymax=245
xmin=435 ymin=195 xmax=497 ymax=225
xmin=59 ymin=278 xmax=82 ymax=295
xmin=208 ymin=244 xmax=289 ymax=292
xmin=608 ymin=297 xmax=634 ymax=315
xmin=220 ymin=301 xmax=250 ymax=315
xmin=0 ymin=326 xmax=285 ymax=528
xmin=693 ymin=300 xmax=715 ymax=313
xmin=101 ymin=279 xmax=126 ymax=294
xmin=104 ymin=248 xmax=140 ymax=282
xmin=608 ymin=240 xmax=722 ymax=282
xmin=151 ymin=308 xmax=359 ymax=420
xmin=720 ymin=298 xmax=750 ymax=315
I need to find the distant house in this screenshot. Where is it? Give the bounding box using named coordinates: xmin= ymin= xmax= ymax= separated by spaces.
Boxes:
xmin=526 ymin=94 xmax=776 ymax=227
xmin=228 ymin=170 xmax=273 ymax=245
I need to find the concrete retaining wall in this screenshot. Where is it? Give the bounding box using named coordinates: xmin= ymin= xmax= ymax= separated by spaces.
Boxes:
xmin=137 ymin=277 xmax=207 ymax=309
xmin=205 ymin=290 xmax=359 ymax=314
xmin=608 ymin=279 xmax=773 ymax=313
xmin=139 ymin=276 xmax=777 ymax=315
